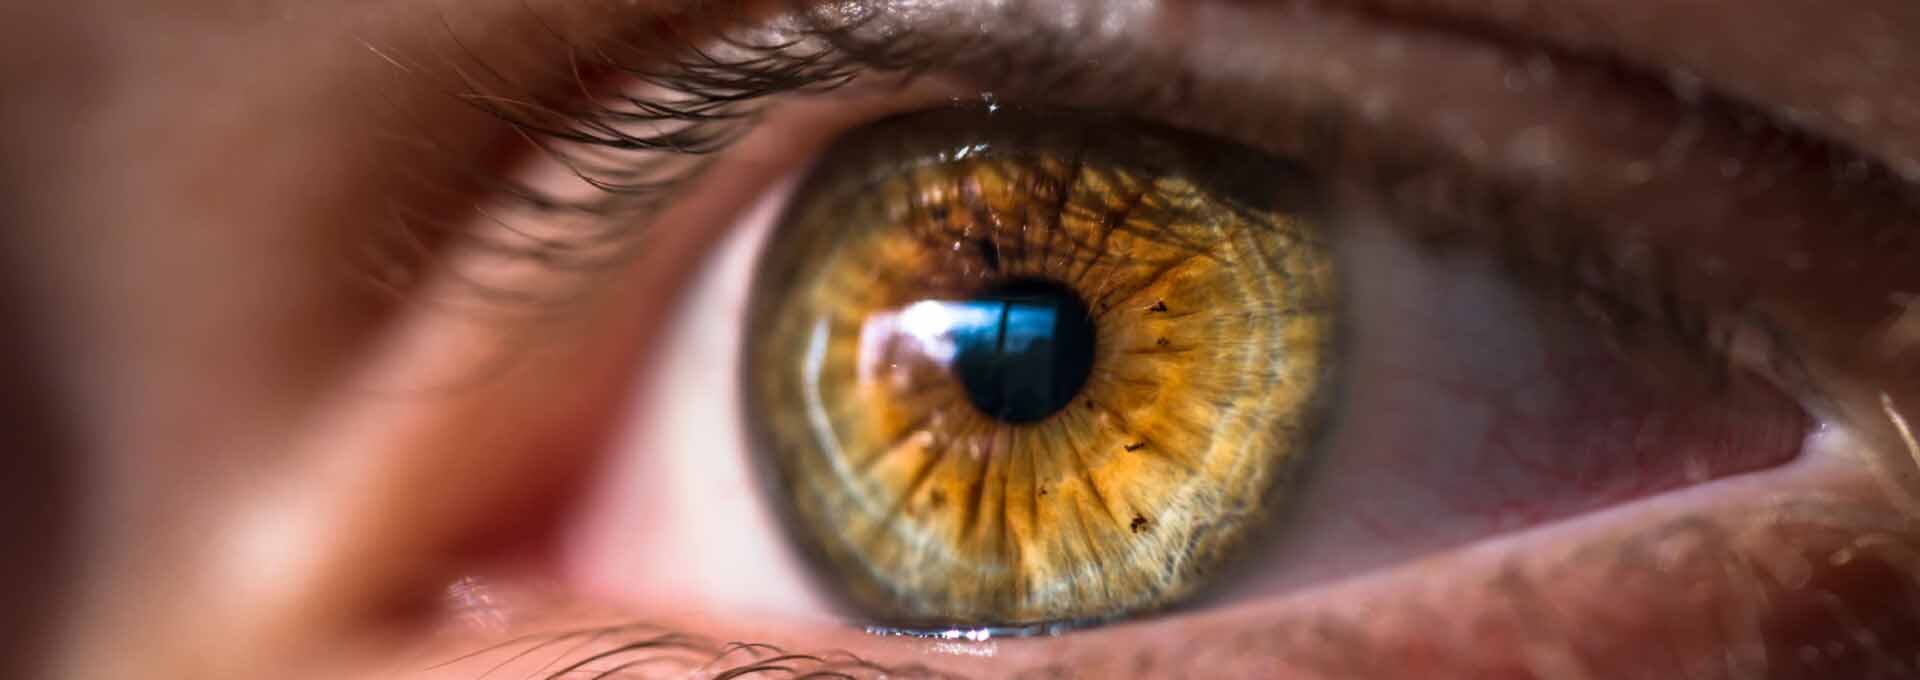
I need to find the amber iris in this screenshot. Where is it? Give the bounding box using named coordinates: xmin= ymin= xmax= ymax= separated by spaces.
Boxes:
xmin=744 ymin=108 xmax=1338 ymax=628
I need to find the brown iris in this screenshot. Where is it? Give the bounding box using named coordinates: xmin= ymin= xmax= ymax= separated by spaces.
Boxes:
xmin=744 ymin=108 xmax=1337 ymax=628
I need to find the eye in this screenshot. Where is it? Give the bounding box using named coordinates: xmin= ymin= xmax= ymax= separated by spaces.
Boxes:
xmin=560 ymin=97 xmax=1811 ymax=638
xmin=401 ymin=0 xmax=1920 ymax=674
xmin=743 ymin=108 xmax=1337 ymax=629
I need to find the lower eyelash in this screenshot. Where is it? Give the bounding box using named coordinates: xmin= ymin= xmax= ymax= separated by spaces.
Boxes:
xmin=430 ymin=621 xmax=959 ymax=679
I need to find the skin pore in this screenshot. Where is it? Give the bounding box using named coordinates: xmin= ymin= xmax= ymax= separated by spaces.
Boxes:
xmin=3 ymin=0 xmax=1919 ymax=679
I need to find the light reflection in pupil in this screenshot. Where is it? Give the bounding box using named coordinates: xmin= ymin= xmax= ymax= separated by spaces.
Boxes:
xmin=937 ymin=278 xmax=1095 ymax=424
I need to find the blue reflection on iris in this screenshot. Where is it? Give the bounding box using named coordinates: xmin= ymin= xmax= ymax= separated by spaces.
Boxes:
xmin=924 ymin=278 xmax=1097 ymax=424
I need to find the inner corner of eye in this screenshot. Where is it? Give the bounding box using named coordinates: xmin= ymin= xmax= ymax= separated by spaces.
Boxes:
xmin=731 ymin=106 xmax=1338 ymax=629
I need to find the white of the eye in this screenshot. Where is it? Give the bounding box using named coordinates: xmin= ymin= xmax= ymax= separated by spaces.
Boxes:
xmin=562 ymin=174 xmax=835 ymax=621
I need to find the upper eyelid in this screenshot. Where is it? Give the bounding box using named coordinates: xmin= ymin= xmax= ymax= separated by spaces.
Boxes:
xmin=432 ymin=0 xmax=1917 ymax=425
xmin=445 ymin=0 xmax=1882 ymax=238
xmin=471 ymin=0 xmax=1908 ymax=279
xmin=800 ymin=0 xmax=1920 ymax=422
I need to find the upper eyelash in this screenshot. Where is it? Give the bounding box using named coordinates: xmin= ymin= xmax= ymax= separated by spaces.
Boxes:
xmin=384 ymin=3 xmax=915 ymax=271
xmin=366 ymin=0 xmax=1156 ymax=303
xmin=345 ymin=5 xmax=848 ymax=306
xmin=381 ymin=0 xmax=1916 ymax=286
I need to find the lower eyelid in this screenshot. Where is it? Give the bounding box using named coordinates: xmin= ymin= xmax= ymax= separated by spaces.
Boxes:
xmin=401 ymin=435 xmax=1910 ymax=680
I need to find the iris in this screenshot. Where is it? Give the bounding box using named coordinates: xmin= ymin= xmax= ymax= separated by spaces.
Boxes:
xmin=743 ymin=107 xmax=1335 ymax=627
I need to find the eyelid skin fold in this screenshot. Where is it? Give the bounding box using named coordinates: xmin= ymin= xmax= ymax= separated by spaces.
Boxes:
xmin=452 ymin=0 xmax=1920 ymax=437
xmin=791 ymin=0 xmax=1920 ymax=447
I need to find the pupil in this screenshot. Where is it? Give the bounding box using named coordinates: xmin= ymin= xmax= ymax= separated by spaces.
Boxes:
xmin=948 ymin=278 xmax=1096 ymax=423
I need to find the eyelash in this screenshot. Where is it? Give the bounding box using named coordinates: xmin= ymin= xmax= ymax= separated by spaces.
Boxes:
xmin=437 ymin=7 xmax=918 ymax=232
xmin=437 ymin=622 xmax=953 ymax=680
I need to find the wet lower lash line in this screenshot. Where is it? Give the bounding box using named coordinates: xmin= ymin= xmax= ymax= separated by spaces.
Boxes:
xmin=863 ymin=618 xmax=1102 ymax=639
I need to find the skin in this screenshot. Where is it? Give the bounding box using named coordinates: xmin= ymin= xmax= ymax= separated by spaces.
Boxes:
xmin=3 ymin=1 xmax=1919 ymax=679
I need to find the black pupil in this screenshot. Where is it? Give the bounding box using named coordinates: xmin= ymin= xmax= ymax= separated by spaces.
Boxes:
xmin=949 ymin=278 xmax=1097 ymax=424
